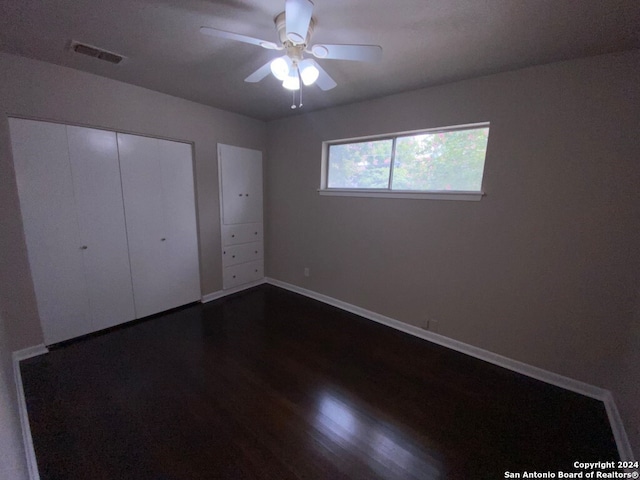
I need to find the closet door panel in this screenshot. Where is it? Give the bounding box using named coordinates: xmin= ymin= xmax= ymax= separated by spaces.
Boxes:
xmin=219 ymin=145 xmax=263 ymax=225
xmin=157 ymin=139 xmax=201 ymax=306
xmin=67 ymin=126 xmax=136 ymax=330
xmin=9 ymin=119 xmax=91 ymax=344
xmin=117 ymin=133 xmax=171 ymax=318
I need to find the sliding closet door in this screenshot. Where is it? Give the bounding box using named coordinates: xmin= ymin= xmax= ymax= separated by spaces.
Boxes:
xmin=117 ymin=134 xmax=169 ymax=318
xmin=9 ymin=119 xmax=92 ymax=343
xmin=66 ymin=126 xmax=136 ymax=330
xmin=12 ymin=120 xmax=198 ymax=343
xmin=118 ymin=133 xmax=200 ymax=318
xmin=157 ymin=139 xmax=200 ymax=309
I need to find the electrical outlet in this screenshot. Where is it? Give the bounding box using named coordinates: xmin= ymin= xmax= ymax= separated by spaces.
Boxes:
xmin=304 ymin=267 xmax=310 ymax=277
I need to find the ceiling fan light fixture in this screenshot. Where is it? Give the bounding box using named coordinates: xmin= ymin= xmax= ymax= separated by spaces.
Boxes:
xmin=299 ymin=60 xmax=319 ymax=86
xmin=270 ymin=56 xmax=291 ymax=81
xmin=201 ymin=0 xmax=382 ymax=105
xmin=282 ymin=68 xmax=301 ymax=90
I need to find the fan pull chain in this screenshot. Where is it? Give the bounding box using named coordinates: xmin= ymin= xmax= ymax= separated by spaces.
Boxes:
xmin=290 ymin=67 xmax=304 ymax=109
xmin=297 ymin=66 xmax=303 ymax=108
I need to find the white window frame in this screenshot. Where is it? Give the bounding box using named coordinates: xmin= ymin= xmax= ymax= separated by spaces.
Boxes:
xmin=319 ymin=122 xmax=489 ymax=201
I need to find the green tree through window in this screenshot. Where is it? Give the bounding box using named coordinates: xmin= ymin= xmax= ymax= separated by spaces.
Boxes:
xmin=327 ymin=125 xmax=489 ymax=192
xmin=328 ymin=139 xmax=393 ymax=189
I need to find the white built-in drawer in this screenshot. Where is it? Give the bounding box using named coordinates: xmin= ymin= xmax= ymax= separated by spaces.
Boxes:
xmin=223 ymin=242 xmax=263 ymax=267
xmin=223 ymin=260 xmax=263 ymax=289
xmin=222 ymin=223 xmax=263 ymax=246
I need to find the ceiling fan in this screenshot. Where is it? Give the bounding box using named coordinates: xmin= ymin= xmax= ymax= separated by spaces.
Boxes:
xmin=200 ymin=0 xmax=382 ymax=108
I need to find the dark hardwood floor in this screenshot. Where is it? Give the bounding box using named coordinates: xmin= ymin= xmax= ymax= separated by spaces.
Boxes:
xmin=21 ymin=285 xmax=618 ymax=479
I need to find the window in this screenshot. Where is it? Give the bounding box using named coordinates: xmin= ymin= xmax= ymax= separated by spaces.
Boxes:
xmin=320 ymin=123 xmax=490 ymax=201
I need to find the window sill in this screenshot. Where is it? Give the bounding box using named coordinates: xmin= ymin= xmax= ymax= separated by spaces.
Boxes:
xmin=318 ymin=189 xmax=484 ymax=201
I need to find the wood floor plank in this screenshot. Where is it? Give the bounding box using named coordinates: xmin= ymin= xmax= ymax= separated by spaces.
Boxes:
xmin=21 ymin=285 xmax=619 ymax=479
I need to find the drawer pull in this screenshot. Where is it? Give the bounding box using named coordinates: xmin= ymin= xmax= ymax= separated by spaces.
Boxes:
xmin=233 ymin=275 xmax=236 ymax=278
xmin=239 ymin=193 xmax=243 ymax=196
xmin=232 ymin=255 xmax=235 ymax=258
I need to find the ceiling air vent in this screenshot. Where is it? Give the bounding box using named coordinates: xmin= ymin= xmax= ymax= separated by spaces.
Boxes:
xmin=70 ymin=41 xmax=124 ymax=64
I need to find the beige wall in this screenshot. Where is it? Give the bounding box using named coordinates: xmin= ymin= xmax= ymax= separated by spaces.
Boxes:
xmin=2 ymin=48 xmax=638 ymax=459
xmin=613 ymin=289 xmax=640 ymax=456
xmin=265 ymin=51 xmax=640 ymax=453
xmin=0 ymin=52 xmax=267 ymax=351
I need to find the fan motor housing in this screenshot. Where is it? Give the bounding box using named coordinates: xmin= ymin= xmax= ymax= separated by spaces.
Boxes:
xmin=274 ymin=12 xmax=316 ymax=46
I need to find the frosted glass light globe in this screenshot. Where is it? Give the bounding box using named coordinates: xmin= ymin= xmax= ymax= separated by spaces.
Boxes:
xmin=270 ymin=57 xmax=290 ymax=81
xmin=299 ymin=61 xmax=319 ymax=86
xmin=282 ymin=70 xmax=300 ymax=90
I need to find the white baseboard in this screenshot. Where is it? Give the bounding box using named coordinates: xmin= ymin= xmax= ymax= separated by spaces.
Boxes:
xmin=201 ymin=290 xmax=227 ymax=303
xmin=12 ymin=283 xmax=635 ymax=465
xmin=265 ymin=278 xmax=605 ymax=399
xmin=603 ymin=392 xmax=635 ymax=462
xmin=201 ymin=278 xmax=267 ymax=303
xmin=265 ymin=277 xmax=633 ymax=461
xmin=12 ymin=345 xmax=48 ymax=480
xmin=13 ymin=344 xmax=48 ymax=362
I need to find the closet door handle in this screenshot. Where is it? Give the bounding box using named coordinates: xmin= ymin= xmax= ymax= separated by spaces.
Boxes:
xmin=161 ymin=238 xmax=166 ymax=242
xmin=80 ymin=245 xmax=88 ymax=250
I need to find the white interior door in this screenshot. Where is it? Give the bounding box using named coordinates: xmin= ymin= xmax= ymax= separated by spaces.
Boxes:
xmin=66 ymin=126 xmax=136 ymax=330
xmin=118 ymin=133 xmax=200 ymax=318
xmin=157 ymin=139 xmax=201 ymax=308
xmin=117 ymin=133 xmax=170 ymax=318
xmin=219 ymin=144 xmax=263 ymax=225
xmin=9 ymin=118 xmax=92 ymax=344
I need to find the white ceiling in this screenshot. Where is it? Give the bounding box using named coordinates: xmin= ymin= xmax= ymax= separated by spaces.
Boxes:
xmin=1 ymin=0 xmax=639 ymax=121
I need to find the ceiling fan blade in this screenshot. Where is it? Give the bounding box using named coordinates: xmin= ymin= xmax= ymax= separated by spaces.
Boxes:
xmin=199 ymin=27 xmax=279 ymax=50
xmin=313 ymin=62 xmax=337 ymax=91
xmin=311 ymin=44 xmax=382 ymax=62
xmin=244 ymin=60 xmax=273 ymax=83
xmin=285 ymin=0 xmax=314 ymax=44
